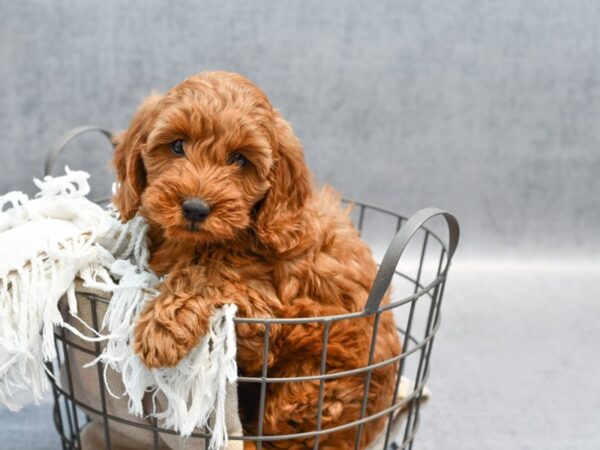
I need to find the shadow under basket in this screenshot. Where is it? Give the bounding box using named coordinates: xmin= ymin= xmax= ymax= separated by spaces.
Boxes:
xmin=44 ymin=127 xmax=460 ymax=450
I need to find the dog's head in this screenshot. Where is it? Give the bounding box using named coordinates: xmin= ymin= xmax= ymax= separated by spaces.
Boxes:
xmin=113 ymin=71 xmax=312 ymax=253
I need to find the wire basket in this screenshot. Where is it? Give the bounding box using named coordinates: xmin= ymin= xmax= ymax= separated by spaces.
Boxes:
xmin=44 ymin=128 xmax=460 ymax=450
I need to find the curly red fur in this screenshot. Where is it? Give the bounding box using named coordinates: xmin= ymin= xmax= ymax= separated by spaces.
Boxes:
xmin=112 ymin=71 xmax=401 ymax=449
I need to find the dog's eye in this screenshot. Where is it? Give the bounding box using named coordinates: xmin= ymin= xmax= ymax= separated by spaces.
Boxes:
xmin=170 ymin=140 xmax=185 ymax=156
xmin=228 ymin=153 xmax=248 ymax=168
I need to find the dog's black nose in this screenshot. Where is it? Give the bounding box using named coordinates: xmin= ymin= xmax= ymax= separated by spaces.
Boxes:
xmin=182 ymin=198 xmax=210 ymax=223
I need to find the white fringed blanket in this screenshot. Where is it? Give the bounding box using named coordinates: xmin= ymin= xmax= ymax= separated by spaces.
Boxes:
xmin=0 ymin=168 xmax=237 ymax=449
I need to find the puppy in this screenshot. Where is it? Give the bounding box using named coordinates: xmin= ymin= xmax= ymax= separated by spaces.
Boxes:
xmin=113 ymin=71 xmax=401 ymax=449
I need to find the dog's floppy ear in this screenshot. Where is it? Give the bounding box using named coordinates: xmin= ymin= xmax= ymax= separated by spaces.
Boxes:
xmin=254 ymin=112 xmax=313 ymax=253
xmin=112 ymin=92 xmax=162 ymax=221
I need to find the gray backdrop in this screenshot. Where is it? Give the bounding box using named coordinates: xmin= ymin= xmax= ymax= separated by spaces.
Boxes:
xmin=1 ymin=1 xmax=599 ymax=449
xmin=2 ymin=0 xmax=599 ymax=258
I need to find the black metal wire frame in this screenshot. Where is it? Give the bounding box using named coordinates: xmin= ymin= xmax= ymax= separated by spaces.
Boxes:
xmin=44 ymin=127 xmax=460 ymax=450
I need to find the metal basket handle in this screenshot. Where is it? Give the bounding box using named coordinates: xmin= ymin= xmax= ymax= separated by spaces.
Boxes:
xmin=44 ymin=126 xmax=114 ymax=176
xmin=364 ymin=208 xmax=460 ymax=314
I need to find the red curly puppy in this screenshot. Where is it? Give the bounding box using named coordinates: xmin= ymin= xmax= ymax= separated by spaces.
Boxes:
xmin=113 ymin=71 xmax=401 ymax=449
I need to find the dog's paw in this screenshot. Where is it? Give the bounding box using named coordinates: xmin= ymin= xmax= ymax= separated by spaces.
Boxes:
xmin=133 ymin=293 xmax=208 ymax=368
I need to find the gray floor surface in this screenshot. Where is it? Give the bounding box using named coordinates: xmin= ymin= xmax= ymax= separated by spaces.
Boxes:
xmin=1 ymin=258 xmax=598 ymax=449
